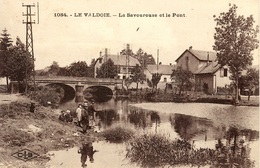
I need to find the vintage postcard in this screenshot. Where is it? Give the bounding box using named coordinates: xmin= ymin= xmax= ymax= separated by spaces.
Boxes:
xmin=0 ymin=0 xmax=259 ymax=168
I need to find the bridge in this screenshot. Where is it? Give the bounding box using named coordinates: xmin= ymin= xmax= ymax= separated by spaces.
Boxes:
xmin=34 ymin=76 xmax=123 ymax=101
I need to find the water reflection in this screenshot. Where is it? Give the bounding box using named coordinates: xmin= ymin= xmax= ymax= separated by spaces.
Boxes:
xmin=78 ymin=142 xmax=98 ymax=168
xmin=58 ymin=98 xmax=259 ymax=167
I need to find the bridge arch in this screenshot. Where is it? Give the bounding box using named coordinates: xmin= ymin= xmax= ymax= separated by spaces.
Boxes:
xmin=84 ymin=85 xmax=113 ymax=102
xmin=45 ymin=83 xmax=76 ymax=101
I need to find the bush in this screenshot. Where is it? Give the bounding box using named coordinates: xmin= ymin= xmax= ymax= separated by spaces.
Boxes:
xmin=126 ymin=133 xmax=255 ymax=168
xmin=31 ymin=86 xmax=61 ymax=106
xmin=102 ymin=124 xmax=135 ymax=143
xmin=126 ymin=134 xmax=215 ymax=167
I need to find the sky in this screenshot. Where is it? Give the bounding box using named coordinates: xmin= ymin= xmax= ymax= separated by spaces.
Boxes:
xmin=0 ymin=0 xmax=259 ymax=70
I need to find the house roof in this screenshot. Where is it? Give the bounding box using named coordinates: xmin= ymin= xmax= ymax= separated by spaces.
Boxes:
xmin=194 ymin=61 xmax=220 ymax=74
xmin=176 ymin=49 xmax=217 ymax=62
xmin=98 ymin=54 xmax=140 ymax=67
xmin=147 ymin=64 xmax=176 ymax=75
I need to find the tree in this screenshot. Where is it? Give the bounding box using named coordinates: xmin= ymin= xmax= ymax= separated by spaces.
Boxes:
xmin=57 ymin=66 xmax=69 ymax=76
xmin=130 ymin=64 xmax=146 ymax=91
xmin=48 ymin=61 xmax=60 ymax=76
xmin=213 ymin=4 xmax=259 ymax=103
xmin=96 ymin=58 xmax=117 ymax=78
xmin=135 ymin=48 xmax=156 ymax=69
xmin=6 ymin=37 xmax=33 ymax=92
xmin=239 ymin=68 xmax=259 ymax=100
xmin=0 ymin=28 xmax=13 ymax=90
xmin=147 ymin=73 xmax=162 ymax=93
xmin=66 ymin=61 xmax=89 ymax=77
xmin=171 ymin=66 xmax=193 ymax=95
xmin=88 ymin=58 xmax=96 ymax=77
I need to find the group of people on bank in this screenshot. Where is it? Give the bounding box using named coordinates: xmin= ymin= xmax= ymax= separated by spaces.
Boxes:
xmin=58 ymin=100 xmax=97 ymax=133
xmin=76 ymin=100 xmax=97 ymax=133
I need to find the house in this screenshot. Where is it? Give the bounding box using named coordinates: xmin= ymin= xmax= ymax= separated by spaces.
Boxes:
xmin=175 ymin=46 xmax=217 ymax=73
xmin=194 ymin=61 xmax=231 ymax=94
xmin=94 ymin=48 xmax=140 ymax=79
xmin=175 ymin=46 xmax=232 ymax=94
xmin=145 ymin=64 xmax=176 ymax=83
xmin=144 ymin=64 xmax=176 ymax=90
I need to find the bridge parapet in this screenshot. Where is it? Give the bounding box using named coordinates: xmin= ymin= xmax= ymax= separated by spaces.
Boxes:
xmin=35 ymin=76 xmax=123 ymax=85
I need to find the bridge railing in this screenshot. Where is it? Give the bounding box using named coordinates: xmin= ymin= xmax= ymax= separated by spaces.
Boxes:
xmin=34 ymin=76 xmax=123 ymax=85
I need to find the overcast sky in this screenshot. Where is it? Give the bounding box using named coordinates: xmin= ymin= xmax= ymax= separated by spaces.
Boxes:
xmin=0 ymin=0 xmax=259 ymax=69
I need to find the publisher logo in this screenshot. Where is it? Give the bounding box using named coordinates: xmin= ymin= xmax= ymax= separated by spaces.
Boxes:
xmin=11 ymin=149 xmax=39 ymax=161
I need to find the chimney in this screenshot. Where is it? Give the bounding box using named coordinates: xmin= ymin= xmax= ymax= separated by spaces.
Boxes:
xmin=105 ymin=48 xmax=108 ymax=56
xmin=170 ymin=63 xmax=172 ymax=66
xmin=99 ymin=51 xmax=102 ymax=57
xmin=189 ymin=46 xmax=192 ymax=50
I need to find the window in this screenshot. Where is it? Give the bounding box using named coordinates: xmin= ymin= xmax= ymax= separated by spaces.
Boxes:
xmin=220 ymin=68 xmax=228 ymax=77
xmin=123 ymin=76 xmax=126 ymax=79
xmin=224 ymin=68 xmax=228 ymax=77
xmin=164 ymin=77 xmax=167 ymax=82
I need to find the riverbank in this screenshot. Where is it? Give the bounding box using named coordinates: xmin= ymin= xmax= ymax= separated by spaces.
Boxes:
xmin=0 ymin=93 xmax=103 ymax=168
xmin=145 ymin=91 xmax=259 ymax=107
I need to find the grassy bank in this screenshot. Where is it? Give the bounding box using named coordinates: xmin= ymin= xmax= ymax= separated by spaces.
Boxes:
xmin=0 ymin=95 xmax=102 ymax=168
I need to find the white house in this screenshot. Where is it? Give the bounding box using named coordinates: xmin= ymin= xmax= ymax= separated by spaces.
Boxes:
xmin=94 ymin=48 xmax=140 ymax=79
xmin=194 ymin=61 xmax=232 ymax=94
xmin=144 ymin=64 xmax=176 ymax=89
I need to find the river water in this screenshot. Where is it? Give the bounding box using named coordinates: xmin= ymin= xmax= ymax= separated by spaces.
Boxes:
xmin=47 ymin=98 xmax=259 ymax=168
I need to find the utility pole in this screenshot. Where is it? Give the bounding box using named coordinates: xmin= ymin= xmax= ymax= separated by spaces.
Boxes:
xmin=157 ymin=49 xmax=159 ymax=73
xmin=22 ymin=3 xmax=38 ymax=94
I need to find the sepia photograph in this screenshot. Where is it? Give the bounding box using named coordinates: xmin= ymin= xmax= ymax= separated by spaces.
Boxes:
xmin=0 ymin=0 xmax=259 ymax=167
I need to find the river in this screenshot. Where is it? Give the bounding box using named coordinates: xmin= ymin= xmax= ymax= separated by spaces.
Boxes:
xmin=47 ymin=98 xmax=259 ymax=168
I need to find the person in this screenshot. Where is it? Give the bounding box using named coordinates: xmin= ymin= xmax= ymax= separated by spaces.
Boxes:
xmin=78 ymin=142 xmax=98 ymax=167
xmin=81 ymin=106 xmax=89 ymax=133
xmin=30 ymin=102 xmax=36 ymax=113
xmin=87 ymin=100 xmax=96 ymax=128
xmin=58 ymin=110 xmax=66 ymax=122
xmin=64 ymin=110 xmax=73 ymax=122
xmin=76 ymin=104 xmax=82 ymax=127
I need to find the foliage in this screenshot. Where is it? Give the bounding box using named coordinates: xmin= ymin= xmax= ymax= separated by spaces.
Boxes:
xmin=88 ymin=58 xmax=96 ymax=77
xmin=96 ymin=58 xmax=117 ymax=78
xmin=135 ymin=48 xmax=156 ymax=68
xmin=0 ymin=28 xmax=13 ymax=88
xmin=239 ymin=68 xmax=259 ymax=100
xmin=48 ymin=61 xmax=60 ymax=75
xmin=102 ymin=124 xmax=135 ymax=143
xmin=66 ymin=61 xmax=89 ymax=77
xmin=123 ymin=77 xmax=132 ymax=91
xmin=148 ymin=73 xmax=162 ymax=93
xmin=126 ymin=133 xmax=255 ymax=168
xmin=171 ymin=66 xmax=193 ymax=94
xmin=32 ymin=86 xmax=62 ymax=106
xmin=5 ymin=37 xmax=33 ymax=92
xmin=213 ymin=4 xmax=259 ymax=103
xmin=130 ymin=64 xmax=146 ymax=90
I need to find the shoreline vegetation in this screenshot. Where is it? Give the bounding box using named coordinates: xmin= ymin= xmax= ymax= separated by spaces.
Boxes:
xmin=117 ymin=89 xmax=259 ymax=107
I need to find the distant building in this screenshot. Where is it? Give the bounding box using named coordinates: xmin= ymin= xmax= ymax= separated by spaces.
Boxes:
xmin=175 ymin=46 xmax=217 ymax=73
xmin=194 ymin=61 xmax=231 ymax=94
xmin=94 ymin=48 xmax=140 ymax=79
xmin=145 ymin=64 xmax=176 ymax=83
xmin=175 ymin=46 xmax=232 ymax=94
